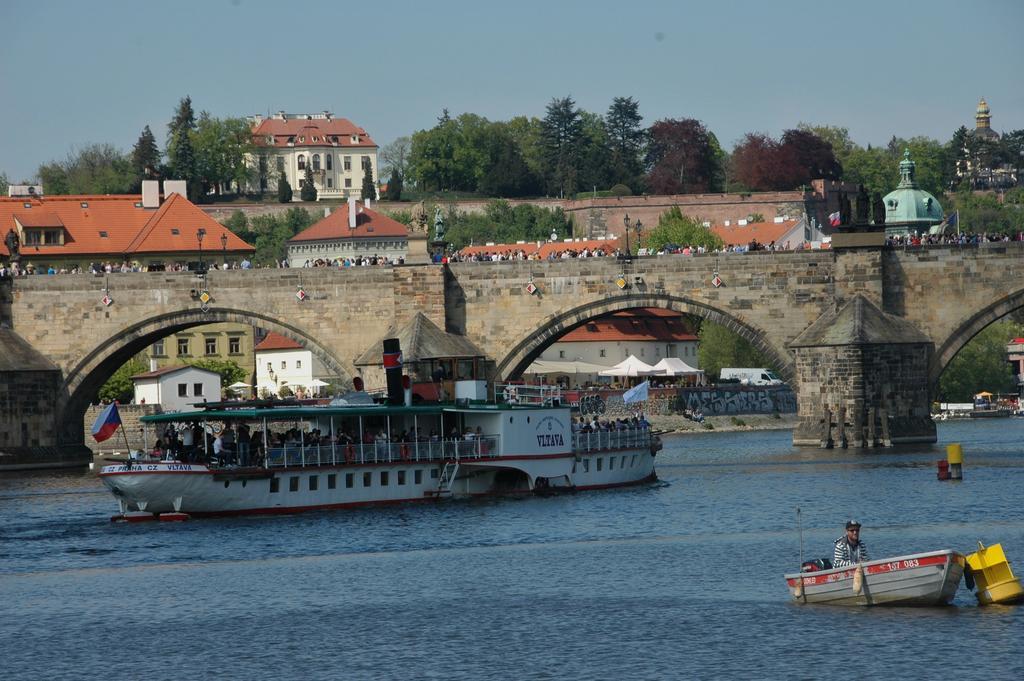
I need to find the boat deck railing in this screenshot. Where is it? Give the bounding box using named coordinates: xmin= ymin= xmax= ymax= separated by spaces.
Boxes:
xmin=572 ymin=429 xmax=653 ymax=453
xmin=263 ymin=435 xmax=501 ymax=468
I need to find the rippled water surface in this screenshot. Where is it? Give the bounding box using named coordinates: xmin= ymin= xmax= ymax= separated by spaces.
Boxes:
xmin=2 ymin=419 xmax=1023 ymax=679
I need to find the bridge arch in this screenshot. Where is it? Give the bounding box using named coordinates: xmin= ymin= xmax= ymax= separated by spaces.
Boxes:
xmin=494 ymin=293 xmax=796 ymax=384
xmin=58 ymin=307 xmax=351 ymax=443
xmin=929 ymin=287 xmax=1024 ymax=389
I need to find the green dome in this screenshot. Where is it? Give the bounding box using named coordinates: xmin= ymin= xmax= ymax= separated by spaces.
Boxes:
xmin=882 ymin=150 xmax=943 ymax=233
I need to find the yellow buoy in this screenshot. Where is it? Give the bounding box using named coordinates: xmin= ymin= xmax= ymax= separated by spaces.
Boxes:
xmin=965 ymin=542 xmax=1024 ymax=605
xmin=946 ymin=443 xmax=963 ymax=479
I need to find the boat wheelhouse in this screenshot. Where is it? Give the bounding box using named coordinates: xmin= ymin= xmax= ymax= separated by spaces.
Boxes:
xmin=99 ymin=383 xmax=660 ymax=520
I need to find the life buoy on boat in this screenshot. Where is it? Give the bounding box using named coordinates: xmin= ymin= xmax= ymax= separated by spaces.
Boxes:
xmin=344 ymin=444 xmax=356 ymax=463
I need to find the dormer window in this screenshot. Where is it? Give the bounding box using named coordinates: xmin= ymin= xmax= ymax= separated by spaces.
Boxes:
xmin=312 ymin=136 xmax=319 ymax=142
xmin=99 ymin=231 xmax=109 ymax=238
xmin=23 ymin=202 xmax=31 ymax=208
xmin=351 ymin=135 xmax=360 ymax=143
xmin=80 ymin=202 xmax=89 ymax=208
xmin=298 ymin=136 xmax=305 ymax=143
xmin=171 ymin=228 xmax=180 ymax=235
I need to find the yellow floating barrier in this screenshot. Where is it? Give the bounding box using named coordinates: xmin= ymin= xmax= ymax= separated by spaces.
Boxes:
xmin=965 ymin=542 xmax=1024 ymax=605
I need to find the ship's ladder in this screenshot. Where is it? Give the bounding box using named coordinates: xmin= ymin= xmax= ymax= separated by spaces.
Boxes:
xmin=435 ymin=461 xmax=460 ymax=496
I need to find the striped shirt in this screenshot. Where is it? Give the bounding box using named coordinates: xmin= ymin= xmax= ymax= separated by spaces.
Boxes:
xmin=833 ymin=537 xmax=869 ymax=567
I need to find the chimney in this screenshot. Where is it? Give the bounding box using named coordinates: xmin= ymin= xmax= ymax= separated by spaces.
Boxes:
xmin=141 ymin=180 xmax=160 ymax=208
xmin=365 ymin=196 xmax=371 ymax=210
xmin=382 ymin=338 xmax=404 ymax=406
xmin=348 ymin=196 xmax=356 ymax=229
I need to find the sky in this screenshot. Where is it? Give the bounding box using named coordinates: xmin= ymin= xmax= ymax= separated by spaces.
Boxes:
xmin=1 ymin=0 xmax=1022 ymax=184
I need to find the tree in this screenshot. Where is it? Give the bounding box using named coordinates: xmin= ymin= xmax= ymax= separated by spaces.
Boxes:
xmin=642 ymin=206 xmax=723 ymax=253
xmin=939 ymin=320 xmax=1022 ymax=401
xmin=192 ymin=114 xmax=255 ymax=196
xmin=577 ymin=112 xmax=614 ymax=194
xmin=186 ymin=358 xmax=248 ymax=391
xmin=697 ymin=321 xmax=769 ymax=382
xmin=37 ymin=162 xmax=70 ymax=195
xmin=97 ymin=357 xmax=148 ymax=404
xmin=166 ymin=96 xmax=198 ymax=200
xmin=36 ymin=144 xmax=135 ymax=195
xmin=540 ymin=96 xmax=584 ymax=197
xmin=797 ymin=123 xmax=856 ymax=167
xmin=605 ymin=96 xmax=646 ymax=189
xmin=385 ymin=167 xmax=403 ymax=201
xmin=777 ymin=129 xmax=842 ymax=186
xmin=408 ymin=112 xmax=463 ymax=191
xmin=645 ymin=118 xmax=721 ymax=194
xmin=842 ymin=145 xmax=893 ymax=197
xmin=277 ymin=173 xmax=293 ymax=203
xmin=130 ymin=125 xmax=161 ymax=190
xmin=300 ymin=163 xmax=317 ymax=201
xmin=380 ymin=136 xmax=412 ymax=183
xmin=361 ymin=163 xmax=376 ymax=200
xmin=998 ymin=129 xmax=1024 ymax=180
xmin=0 ymin=171 xmax=8 ymax=196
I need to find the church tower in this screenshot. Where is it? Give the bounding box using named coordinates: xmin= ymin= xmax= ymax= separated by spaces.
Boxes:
xmin=973 ymin=98 xmax=1000 ymax=141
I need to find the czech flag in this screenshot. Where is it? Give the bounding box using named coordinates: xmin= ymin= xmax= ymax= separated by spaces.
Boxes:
xmin=91 ymin=402 xmax=121 ymax=442
xmin=828 ymin=211 xmax=841 ymax=227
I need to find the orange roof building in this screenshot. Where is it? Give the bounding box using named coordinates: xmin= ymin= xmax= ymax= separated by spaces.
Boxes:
xmin=1 ymin=187 xmax=253 ymax=271
xmin=711 ymin=216 xmax=827 ymax=250
xmin=248 ymin=111 xmax=378 ymax=202
xmin=286 ymin=198 xmax=408 ymax=266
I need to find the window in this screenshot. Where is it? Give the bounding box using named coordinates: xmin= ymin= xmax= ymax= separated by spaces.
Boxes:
xmin=289 ymin=476 xmax=300 ymax=492
xmin=276 ymin=156 xmax=285 ymax=172
xmin=177 ymin=383 xmax=188 ymax=397
xmin=380 ymin=471 xmax=389 ymax=486
xmin=344 ymin=178 xmax=352 ymax=188
xmin=363 ymin=471 xmax=372 ymax=487
xmin=361 ymin=156 xmax=371 ymax=170
xmin=559 ymin=351 xmax=565 ymax=358
xmin=152 ymin=339 xmax=165 ymax=356
xmin=229 ymin=337 xmax=241 ymax=354
xmin=597 ymin=458 xmax=603 ymax=471
xmin=631 ymin=455 xmax=637 ymax=467
xmin=98 ymin=231 xmax=108 ymax=238
xmin=177 ymin=338 xmax=189 ymax=355
xmin=345 ymin=473 xmax=354 ymax=488
xmin=270 ymin=477 xmax=280 ymax=493
xmin=414 ymin=469 xmax=423 ymax=484
xmin=205 ymin=337 xmax=217 ymax=355
xmin=328 ymin=474 xmax=337 ymax=489
xmin=599 ymin=349 xmax=606 ymax=358
xmin=281 ymin=361 xmax=287 ymax=370
xmin=583 ymin=459 xmax=590 ymax=472
xmin=326 ymin=178 xmax=333 ymax=188
xmin=609 ymin=456 xmax=615 ymax=470
xmin=431 ymin=468 xmax=439 ymax=479
xmin=297 ymin=154 xmax=306 ymax=170
xmin=312 ymin=154 xmax=321 ymax=171
xmin=296 ymin=360 xmax=302 ymax=369
xmin=398 ymin=470 xmax=406 ymax=485
xmin=193 ymin=383 xmax=203 ymax=396
xmin=344 ymin=156 xmax=351 ymax=171
xmin=325 ymin=154 xmax=332 ymax=170
xmin=309 ymin=475 xmax=318 ymax=491
xmin=621 ymin=456 xmax=627 ymax=469
xmin=266 ymin=362 xmax=272 ymax=372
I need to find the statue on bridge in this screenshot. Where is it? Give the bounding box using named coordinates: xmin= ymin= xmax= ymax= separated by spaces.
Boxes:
xmin=838 ymin=191 xmax=852 ymax=227
xmin=433 ymin=207 xmax=446 ymax=242
xmin=872 ymin=193 xmax=886 ymax=226
xmin=855 ymin=184 xmax=870 ymax=225
xmin=4 ymin=228 xmax=21 ymax=261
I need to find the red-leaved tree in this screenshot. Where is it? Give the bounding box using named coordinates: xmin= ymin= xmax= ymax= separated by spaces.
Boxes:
xmin=732 ymin=130 xmax=841 ymax=191
xmin=645 ymin=118 xmax=720 ymax=194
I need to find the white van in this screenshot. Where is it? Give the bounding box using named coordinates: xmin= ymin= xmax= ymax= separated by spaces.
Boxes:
xmin=720 ymin=368 xmax=784 ymax=386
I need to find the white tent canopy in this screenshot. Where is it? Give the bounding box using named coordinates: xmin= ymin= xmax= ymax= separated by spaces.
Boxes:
xmin=526 ymin=358 xmax=612 ymax=375
xmin=651 ymin=357 xmax=704 ymax=376
xmin=598 ymin=355 xmax=665 ymax=377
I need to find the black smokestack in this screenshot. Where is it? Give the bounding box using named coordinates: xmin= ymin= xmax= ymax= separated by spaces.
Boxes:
xmin=383 ymin=338 xmax=403 ymax=405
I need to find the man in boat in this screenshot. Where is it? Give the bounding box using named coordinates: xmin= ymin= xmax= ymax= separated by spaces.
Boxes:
xmin=833 ymin=520 xmax=869 ymax=567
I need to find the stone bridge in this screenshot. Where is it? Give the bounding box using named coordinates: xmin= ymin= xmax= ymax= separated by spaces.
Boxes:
xmin=2 ymin=242 xmax=1022 ymax=464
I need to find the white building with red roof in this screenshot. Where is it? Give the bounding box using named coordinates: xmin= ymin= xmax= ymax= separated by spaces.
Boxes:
xmin=527 ymin=308 xmax=700 ymax=388
xmin=286 ymin=197 xmax=408 ymax=267
xmin=255 ymin=331 xmax=330 ymax=397
xmin=711 ymin=216 xmax=826 ymax=250
xmin=132 ymin=365 xmax=222 ymax=412
xmin=248 ymin=111 xmax=378 ymax=201
xmin=0 ymin=181 xmax=253 ymax=272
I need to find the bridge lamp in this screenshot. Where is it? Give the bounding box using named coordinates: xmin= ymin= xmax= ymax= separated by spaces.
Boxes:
xmin=220 ymin=233 xmax=228 ymax=267
xmin=196 ymin=228 xmax=206 ymax=273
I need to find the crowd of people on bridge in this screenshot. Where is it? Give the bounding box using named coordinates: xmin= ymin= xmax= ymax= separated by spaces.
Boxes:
xmin=885 ymin=231 xmax=1023 ymax=247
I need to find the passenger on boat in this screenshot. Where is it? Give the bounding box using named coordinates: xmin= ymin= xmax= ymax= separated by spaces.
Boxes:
xmin=833 ymin=520 xmax=869 ymax=567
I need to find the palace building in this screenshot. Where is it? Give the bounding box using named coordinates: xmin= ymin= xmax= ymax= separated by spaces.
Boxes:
xmin=248 ymin=111 xmax=379 ymax=201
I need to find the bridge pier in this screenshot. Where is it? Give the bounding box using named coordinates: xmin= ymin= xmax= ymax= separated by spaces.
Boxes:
xmin=791 ymin=295 xmax=936 ymax=448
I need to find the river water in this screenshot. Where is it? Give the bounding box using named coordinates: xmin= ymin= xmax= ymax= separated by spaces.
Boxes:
xmin=2 ymin=419 xmax=1022 ymax=680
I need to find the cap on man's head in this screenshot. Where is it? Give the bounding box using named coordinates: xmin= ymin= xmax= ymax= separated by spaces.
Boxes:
xmin=846 ymin=520 xmax=862 ymax=529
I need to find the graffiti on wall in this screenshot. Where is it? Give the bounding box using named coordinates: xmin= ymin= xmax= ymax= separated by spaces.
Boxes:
xmin=677 ymin=387 xmax=797 ymax=415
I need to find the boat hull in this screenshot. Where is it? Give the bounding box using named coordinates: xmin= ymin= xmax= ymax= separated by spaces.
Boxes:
xmin=784 ymin=550 xmax=965 ymax=606
xmin=100 ymin=448 xmax=657 ymax=518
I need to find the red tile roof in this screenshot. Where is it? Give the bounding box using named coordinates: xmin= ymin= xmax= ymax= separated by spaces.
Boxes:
xmin=0 ymin=194 xmax=253 ymax=259
xmin=560 ymin=309 xmax=697 ymax=343
xmin=711 ymin=220 xmax=798 ymax=247
xmin=251 ymin=116 xmax=376 ymax=149
xmin=255 ymin=331 xmax=304 ymax=351
xmin=131 ymin=364 xmax=219 ymax=380
xmin=288 ymin=203 xmax=408 ymax=242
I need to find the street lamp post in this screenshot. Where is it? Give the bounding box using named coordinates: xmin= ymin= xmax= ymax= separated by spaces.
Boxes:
xmin=622 ymin=214 xmax=643 ymax=259
xmin=196 ymin=228 xmax=206 ymax=273
xmin=220 ymin=233 xmax=228 ymax=269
